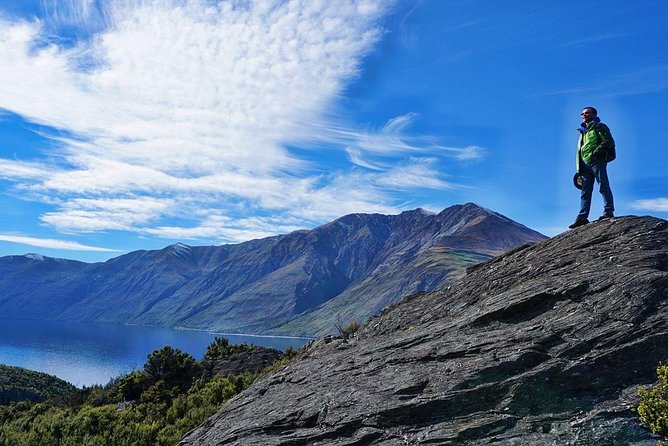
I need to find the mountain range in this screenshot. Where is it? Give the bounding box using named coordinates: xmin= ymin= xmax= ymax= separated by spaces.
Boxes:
xmin=0 ymin=203 xmax=545 ymax=336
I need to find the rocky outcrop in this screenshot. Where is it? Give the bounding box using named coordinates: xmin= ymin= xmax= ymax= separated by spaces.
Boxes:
xmin=180 ymin=216 xmax=667 ymax=445
xmin=203 ymin=347 xmax=283 ymax=377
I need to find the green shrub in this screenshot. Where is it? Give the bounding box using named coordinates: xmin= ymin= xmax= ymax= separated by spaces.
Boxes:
xmin=203 ymin=337 xmax=255 ymax=361
xmin=116 ymin=371 xmax=151 ymax=402
xmin=144 ymin=346 xmax=201 ymax=392
xmin=0 ymin=343 xmax=267 ymax=446
xmin=0 ymin=365 xmax=75 ymax=405
xmin=638 ymin=362 xmax=668 ymax=439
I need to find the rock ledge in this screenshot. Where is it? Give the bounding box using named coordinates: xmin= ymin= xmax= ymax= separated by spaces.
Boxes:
xmin=181 ymin=216 xmax=667 ymax=445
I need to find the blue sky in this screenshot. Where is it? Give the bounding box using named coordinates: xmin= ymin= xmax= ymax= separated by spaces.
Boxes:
xmin=1 ymin=0 xmax=667 ymax=263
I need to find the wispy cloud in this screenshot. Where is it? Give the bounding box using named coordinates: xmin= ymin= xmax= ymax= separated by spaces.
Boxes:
xmin=0 ymin=1 xmax=475 ymax=243
xmin=348 ymin=113 xmax=483 ymax=159
xmin=631 ymin=198 xmax=668 ymax=212
xmin=142 ymin=214 xmax=305 ymax=242
xmin=325 ymin=113 xmax=484 ymax=170
xmin=0 ymin=234 xmax=120 ymax=252
xmin=0 ymin=159 xmax=57 ymax=181
xmin=538 ymin=64 xmax=668 ymax=98
xmin=373 ymin=158 xmax=459 ymax=190
xmin=40 ymin=196 xmax=176 ymax=232
xmin=557 ymin=33 xmax=631 ymax=48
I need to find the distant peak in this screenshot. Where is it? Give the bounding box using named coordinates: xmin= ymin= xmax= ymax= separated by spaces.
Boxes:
xmin=461 ymin=202 xmax=487 ymax=211
xmin=23 ymin=253 xmax=45 ymax=261
xmin=165 ymin=243 xmax=193 ymax=259
xmin=400 ymin=207 xmax=435 ymax=216
xmin=168 ymin=242 xmax=191 ymax=252
xmin=438 ymin=202 xmax=486 ymax=216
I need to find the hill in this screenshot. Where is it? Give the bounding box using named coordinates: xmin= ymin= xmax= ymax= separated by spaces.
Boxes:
xmin=0 ymin=340 xmax=283 ymax=445
xmin=180 ymin=216 xmax=668 ymax=445
xmin=0 ymin=365 xmax=75 ymax=405
xmin=0 ymin=203 xmax=545 ymax=336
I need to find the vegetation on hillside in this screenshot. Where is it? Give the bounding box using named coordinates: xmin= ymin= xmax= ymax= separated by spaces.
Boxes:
xmin=203 ymin=336 xmax=255 ymax=361
xmin=0 ymin=339 xmax=288 ymax=446
xmin=334 ymin=319 xmax=360 ymax=341
xmin=0 ymin=365 xmax=75 ymax=405
xmin=638 ymin=362 xmax=668 ymax=441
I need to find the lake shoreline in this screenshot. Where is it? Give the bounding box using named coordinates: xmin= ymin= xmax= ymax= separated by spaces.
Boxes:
xmin=0 ymin=318 xmax=312 ymax=387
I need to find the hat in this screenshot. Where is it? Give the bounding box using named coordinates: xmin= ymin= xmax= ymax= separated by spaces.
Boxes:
xmin=573 ymin=172 xmax=584 ymax=190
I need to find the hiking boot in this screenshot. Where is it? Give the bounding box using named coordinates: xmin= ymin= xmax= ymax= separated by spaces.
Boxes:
xmin=597 ymin=212 xmax=614 ymax=221
xmin=568 ymin=217 xmax=589 ymax=229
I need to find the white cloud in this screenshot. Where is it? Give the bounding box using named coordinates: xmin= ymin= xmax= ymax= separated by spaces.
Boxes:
xmin=142 ymin=214 xmax=303 ymax=242
xmin=0 ymin=1 xmax=476 ymax=242
xmin=41 ymin=196 xmax=176 ymax=232
xmin=0 ymin=234 xmax=120 ymax=252
xmin=373 ymin=158 xmax=459 ymax=190
xmin=345 ymin=147 xmax=385 ymax=171
xmin=631 ymin=198 xmax=668 ymax=212
xmin=325 ymin=113 xmax=485 ymax=168
xmin=0 ymin=159 xmax=57 ymax=181
xmin=451 ymin=145 xmax=485 ymax=160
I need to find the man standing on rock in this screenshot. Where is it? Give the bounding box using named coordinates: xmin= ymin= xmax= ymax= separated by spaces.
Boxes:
xmin=569 ymin=106 xmax=616 ymax=229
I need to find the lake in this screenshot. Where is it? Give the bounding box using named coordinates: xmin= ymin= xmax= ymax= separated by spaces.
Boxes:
xmin=0 ymin=318 xmax=312 ymax=387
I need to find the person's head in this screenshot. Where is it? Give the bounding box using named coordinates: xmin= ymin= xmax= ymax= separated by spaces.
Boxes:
xmin=581 ymin=106 xmax=597 ymax=123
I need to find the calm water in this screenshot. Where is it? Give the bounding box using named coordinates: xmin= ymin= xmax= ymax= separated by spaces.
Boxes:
xmin=0 ymin=318 xmax=312 ymax=387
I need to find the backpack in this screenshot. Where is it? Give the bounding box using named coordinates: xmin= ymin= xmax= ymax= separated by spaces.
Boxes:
xmin=594 ymin=123 xmax=616 ymax=162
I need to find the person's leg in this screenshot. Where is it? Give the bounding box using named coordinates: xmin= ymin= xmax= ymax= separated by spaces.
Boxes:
xmin=592 ymin=161 xmax=614 ymax=216
xmin=578 ymin=164 xmax=595 ymax=220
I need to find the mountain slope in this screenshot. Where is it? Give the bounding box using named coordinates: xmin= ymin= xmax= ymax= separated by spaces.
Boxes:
xmin=0 ymin=204 xmax=545 ymax=336
xmin=266 ymin=204 xmax=530 ymax=336
xmin=180 ymin=216 xmax=668 ymax=445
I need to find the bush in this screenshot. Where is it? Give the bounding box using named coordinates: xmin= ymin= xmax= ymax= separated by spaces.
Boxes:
xmin=335 ymin=320 xmax=361 ymax=340
xmin=638 ymin=362 xmax=668 ymax=440
xmin=116 ymin=371 xmax=152 ymax=402
xmin=0 ymin=343 xmax=269 ymax=446
xmin=203 ymin=337 xmax=255 ymax=361
xmin=144 ymin=346 xmax=201 ymax=392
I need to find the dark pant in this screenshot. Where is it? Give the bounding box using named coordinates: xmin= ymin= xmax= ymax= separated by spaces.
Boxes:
xmin=578 ymin=159 xmax=614 ymax=219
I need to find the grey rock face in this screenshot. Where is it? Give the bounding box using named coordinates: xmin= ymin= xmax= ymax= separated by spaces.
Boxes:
xmin=203 ymin=347 xmax=283 ymax=377
xmin=180 ymin=216 xmax=667 ymax=445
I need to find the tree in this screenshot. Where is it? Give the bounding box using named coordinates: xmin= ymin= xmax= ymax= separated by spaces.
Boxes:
xmin=117 ymin=370 xmax=151 ymax=402
xmin=204 ymin=337 xmax=254 ymax=361
xmin=144 ymin=346 xmax=201 ymax=392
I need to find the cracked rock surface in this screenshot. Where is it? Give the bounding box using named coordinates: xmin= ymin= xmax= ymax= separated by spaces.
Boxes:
xmin=203 ymin=346 xmax=283 ymax=377
xmin=181 ymin=216 xmax=668 ymax=445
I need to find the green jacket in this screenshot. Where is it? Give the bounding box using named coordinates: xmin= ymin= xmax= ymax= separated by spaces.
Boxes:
xmin=577 ymin=120 xmax=615 ymax=170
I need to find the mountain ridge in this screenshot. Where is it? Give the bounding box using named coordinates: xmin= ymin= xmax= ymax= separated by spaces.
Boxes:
xmin=0 ymin=203 xmax=545 ymax=336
